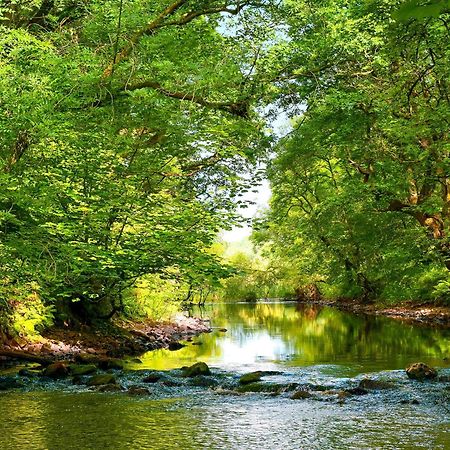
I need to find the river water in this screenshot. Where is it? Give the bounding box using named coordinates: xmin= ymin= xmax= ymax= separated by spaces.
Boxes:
xmin=0 ymin=302 xmax=449 ymax=449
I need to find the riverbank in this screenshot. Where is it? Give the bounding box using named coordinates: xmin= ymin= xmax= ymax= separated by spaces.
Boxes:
xmin=296 ymin=298 xmax=450 ymax=328
xmin=0 ymin=314 xmax=211 ymax=366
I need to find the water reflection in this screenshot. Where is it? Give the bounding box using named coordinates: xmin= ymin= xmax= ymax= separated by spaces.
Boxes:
xmin=136 ymin=302 xmax=450 ymax=375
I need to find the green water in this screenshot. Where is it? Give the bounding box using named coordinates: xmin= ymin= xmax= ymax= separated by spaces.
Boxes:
xmin=0 ymin=302 xmax=449 ymax=450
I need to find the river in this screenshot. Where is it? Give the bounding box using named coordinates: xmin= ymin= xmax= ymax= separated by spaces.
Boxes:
xmin=0 ymin=301 xmax=449 ymax=449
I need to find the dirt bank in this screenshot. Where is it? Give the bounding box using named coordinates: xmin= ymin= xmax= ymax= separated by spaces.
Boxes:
xmin=0 ymin=314 xmax=211 ymax=366
xmin=298 ymin=298 xmax=450 ymax=328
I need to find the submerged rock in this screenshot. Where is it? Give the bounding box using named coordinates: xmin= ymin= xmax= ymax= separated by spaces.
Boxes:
xmin=189 ymin=376 xmax=219 ymax=388
xmin=358 ymin=378 xmax=395 ymax=390
xmin=18 ymin=368 xmax=41 ymax=378
xmin=236 ymin=382 xmax=284 ymax=394
xmin=291 ymin=390 xmax=312 ymax=400
xmin=406 ymin=363 xmax=437 ymax=381
xmin=182 ymin=362 xmax=211 ymax=377
xmin=142 ymin=373 xmax=162 ymax=383
xmin=127 ymin=385 xmax=151 ymax=396
xmin=345 ymin=387 xmax=369 ymax=396
xmin=0 ymin=377 xmax=24 ymax=390
xmin=97 ymin=384 xmax=124 ymax=392
xmin=43 ymin=362 xmax=69 ymax=379
xmin=87 ymin=374 xmax=117 ymax=386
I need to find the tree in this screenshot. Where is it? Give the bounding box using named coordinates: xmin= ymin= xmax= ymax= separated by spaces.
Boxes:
xmin=0 ymin=0 xmax=274 ymax=332
xmin=259 ymin=0 xmax=450 ymax=302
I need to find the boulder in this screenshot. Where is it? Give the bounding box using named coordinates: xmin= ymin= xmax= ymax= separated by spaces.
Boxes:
xmin=406 ymin=363 xmax=437 ymax=381
xmin=43 ymin=362 xmax=69 ymax=379
xmin=69 ymin=364 xmax=97 ymax=376
xmin=182 ymin=362 xmax=211 ymax=377
xmin=86 ymin=374 xmax=117 ymax=386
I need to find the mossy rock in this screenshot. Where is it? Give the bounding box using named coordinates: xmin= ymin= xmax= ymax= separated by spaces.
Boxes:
xmin=87 ymin=374 xmax=117 ymax=386
xmin=69 ymin=364 xmax=97 ymax=376
xmin=239 ymin=372 xmax=262 ymax=385
xmin=98 ymin=358 xmax=124 ymax=371
xmin=182 ymin=362 xmax=211 ymax=377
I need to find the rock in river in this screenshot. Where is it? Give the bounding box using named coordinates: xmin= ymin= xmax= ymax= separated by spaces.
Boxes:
xmin=127 ymin=385 xmax=151 ymax=396
xmin=69 ymin=364 xmax=97 ymax=376
xmin=291 ymin=390 xmax=313 ymax=400
xmin=0 ymin=377 xmax=24 ymax=390
xmin=406 ymin=362 xmax=437 ymax=381
xmin=239 ymin=372 xmax=262 ymax=385
xmin=87 ymin=374 xmax=117 ymax=386
xmin=182 ymin=362 xmax=211 ymax=377
xmin=43 ymin=362 xmax=69 ymax=379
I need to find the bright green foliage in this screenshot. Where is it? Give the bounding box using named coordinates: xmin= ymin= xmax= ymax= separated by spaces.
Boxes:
xmin=0 ymin=0 xmax=274 ymax=336
xmin=258 ymin=0 xmax=450 ymax=303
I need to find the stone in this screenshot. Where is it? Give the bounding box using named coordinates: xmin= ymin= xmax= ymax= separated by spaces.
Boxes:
xmin=142 ymin=373 xmax=162 ymax=383
xmin=358 ymin=378 xmax=394 ymax=390
xmin=236 ymin=382 xmax=283 ymax=394
xmin=239 ymin=372 xmax=262 ymax=385
xmin=86 ymin=374 xmax=117 ymax=386
xmin=127 ymin=385 xmax=150 ymax=396
xmin=168 ymin=342 xmax=185 ymax=351
xmin=291 ymin=390 xmax=312 ymax=400
xmin=97 ymin=358 xmax=124 ymax=370
xmin=43 ymin=362 xmax=69 ymax=379
xmin=406 ymin=363 xmax=438 ymax=381
xmin=18 ymin=368 xmax=41 ymax=378
xmin=162 ymin=380 xmax=181 ymax=387
xmin=0 ymin=377 xmax=24 ymax=390
xmin=97 ymin=384 xmax=124 ymax=392
xmin=345 ymin=387 xmax=369 ymax=396
xmin=190 ymin=376 xmax=219 ymax=388
xmin=69 ymin=364 xmax=97 ymax=376
xmin=182 ymin=362 xmax=211 ymax=377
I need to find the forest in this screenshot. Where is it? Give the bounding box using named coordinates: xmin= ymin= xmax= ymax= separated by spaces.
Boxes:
xmin=1 ymin=2 xmax=449 ymax=450
xmin=0 ymin=0 xmax=449 ymax=337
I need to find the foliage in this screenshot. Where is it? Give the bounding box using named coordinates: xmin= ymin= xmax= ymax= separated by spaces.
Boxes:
xmin=257 ymin=0 xmax=450 ymax=303
xmin=0 ymin=0 xmax=275 ymax=335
